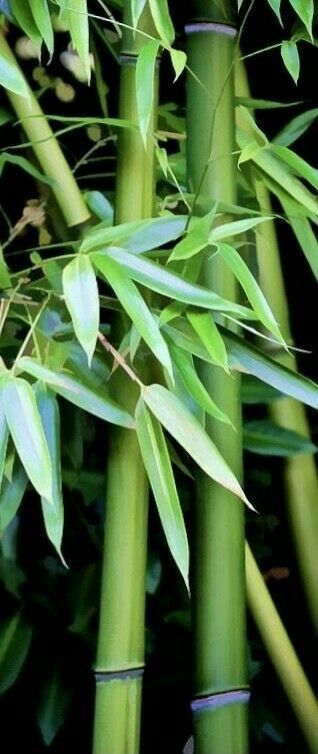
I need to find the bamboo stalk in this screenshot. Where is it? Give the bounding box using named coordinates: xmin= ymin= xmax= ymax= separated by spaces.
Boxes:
xmin=0 ymin=30 xmax=90 ymax=228
xmin=92 ymin=6 xmax=157 ymax=753
xmin=186 ymin=4 xmax=249 ymax=752
xmin=246 ymin=544 xmax=318 ymax=753
xmin=236 ymin=59 xmax=318 ymax=635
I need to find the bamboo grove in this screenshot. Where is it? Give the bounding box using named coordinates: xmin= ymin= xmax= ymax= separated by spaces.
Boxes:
xmin=0 ymin=0 xmax=317 ymax=752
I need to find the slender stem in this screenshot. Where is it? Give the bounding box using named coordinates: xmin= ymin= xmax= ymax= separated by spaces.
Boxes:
xmin=0 ymin=31 xmax=90 ymax=228
xmin=186 ymin=4 xmax=248 ymax=753
xmin=246 ymin=544 xmax=318 ymax=754
xmin=236 ymin=58 xmax=318 ymax=635
xmin=92 ymin=6 xmax=157 ymax=754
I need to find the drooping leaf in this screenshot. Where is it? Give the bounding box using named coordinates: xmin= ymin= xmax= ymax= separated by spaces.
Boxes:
xmin=18 ymin=357 xmax=135 ymax=428
xmin=0 ymin=460 xmax=28 ymax=533
xmin=66 ymin=0 xmax=91 ymax=82
xmin=0 ymin=48 xmax=29 ymax=97
xmin=187 ymin=310 xmax=229 ymax=372
xmin=0 ymin=245 xmax=11 ymax=289
xmin=169 ymin=344 xmax=231 ymax=425
xmin=0 ymin=612 xmax=32 ymax=694
xmin=136 ymin=39 xmax=160 ymax=144
xmin=2 ymin=377 xmax=53 ymax=501
xmin=63 ymin=255 xmax=99 ymax=366
xmin=149 ymin=0 xmax=175 ymax=45
xmin=169 ymin=207 xmax=216 ymax=262
xmin=131 ymin=0 xmax=147 ymax=27
xmin=29 ymin=0 xmax=54 ymax=54
xmin=36 ymin=386 xmax=65 ymax=564
xmin=142 ymin=384 xmax=252 ymax=508
xmin=37 ymin=667 xmax=72 ymax=746
xmin=81 ymin=214 xmax=187 ymax=254
xmin=288 ymin=0 xmax=314 ymax=38
xmin=217 ymin=242 xmax=284 ymax=342
xmin=271 ymin=145 xmax=318 ymax=190
xmin=170 ymin=48 xmax=187 ymax=81
xmin=274 ymin=108 xmax=318 ymax=147
xmin=0 ymin=152 xmax=54 ymax=184
xmin=136 ymin=397 xmax=189 ymax=588
xmin=10 ymin=0 xmax=42 ymax=46
xmin=0 ymin=397 xmax=9 ymax=489
xmin=281 ymin=41 xmax=300 ymax=84
xmin=243 ymin=420 xmax=317 ymax=456
xmin=92 ymin=248 xmax=257 ymax=320
xmin=279 ymin=194 xmax=318 ymax=280
xmin=266 ymin=0 xmax=282 ymax=23
xmin=242 ymin=375 xmax=284 ymax=404
xmin=93 ymin=253 xmax=173 ymax=377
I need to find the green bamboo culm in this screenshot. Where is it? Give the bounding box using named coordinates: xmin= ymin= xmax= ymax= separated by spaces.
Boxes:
xmin=92 ymin=6 xmax=158 ymax=754
xmin=0 ymin=31 xmax=90 ymax=228
xmin=236 ymin=59 xmax=318 ymax=635
xmin=186 ymin=3 xmax=249 ymax=753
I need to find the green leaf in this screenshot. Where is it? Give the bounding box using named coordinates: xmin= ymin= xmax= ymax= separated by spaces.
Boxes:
xmin=136 ymin=398 xmax=189 ymax=588
xmin=131 ymin=0 xmax=147 ymax=27
xmin=242 ymin=375 xmax=284 ymax=404
xmin=186 ymin=310 xmax=229 ymax=371
xmin=29 ymin=0 xmax=54 ymax=54
xmin=271 ymin=145 xmax=318 ymax=190
xmin=92 ymin=248 xmax=257 ymax=321
xmin=149 ymin=0 xmax=175 ymax=45
xmin=0 ymin=612 xmax=32 ymax=694
xmin=0 ymin=460 xmax=28 ymax=532
xmin=10 ymin=0 xmax=42 ymax=46
xmin=0 ymin=400 xmax=9 ymax=489
xmin=0 ymin=49 xmax=29 ymax=97
xmin=274 ymin=108 xmax=318 ymax=147
xmin=0 ymin=244 xmax=11 ymax=289
xmin=169 ymin=344 xmax=231 ymax=425
xmin=2 ymin=377 xmax=53 ymax=500
xmin=142 ymin=384 xmax=252 ymax=508
xmin=18 ymin=357 xmax=135 ymax=428
xmin=63 ymin=255 xmax=99 ymax=366
xmin=170 ymin=48 xmax=187 ymax=81
xmin=266 ymin=0 xmax=282 ymax=23
xmin=81 ymin=214 xmax=187 ymax=254
xmin=281 ymin=41 xmax=300 ymax=84
xmin=84 ymin=191 xmax=114 ymax=223
xmin=37 ymin=667 xmax=72 ymax=746
xmin=243 ymin=420 xmax=317 ymax=456
xmin=36 ymin=386 xmax=65 ymax=564
xmin=169 ymin=207 xmax=217 ymax=262
xmin=66 ymin=0 xmax=90 ymax=82
xmin=93 ymin=253 xmax=173 ymax=376
xmin=136 ymin=39 xmax=160 ymax=145
xmin=0 ymin=152 xmax=54 ymax=185
xmin=223 ymin=328 xmax=318 ymax=409
xmin=217 ymin=243 xmax=284 ymax=342
xmin=279 ymin=195 xmax=318 ymax=280
xmin=288 ymin=0 xmax=313 ymax=38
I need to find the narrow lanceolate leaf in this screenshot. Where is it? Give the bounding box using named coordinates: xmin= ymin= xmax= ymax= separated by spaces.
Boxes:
xmin=67 ymin=0 xmax=90 ymax=82
xmin=131 ymin=0 xmax=147 ymax=28
xmin=217 ymin=243 xmax=284 ymax=343
xmin=169 ymin=207 xmax=216 ymax=262
xmin=281 ymin=41 xmax=300 ymax=84
xmin=266 ymin=0 xmax=282 ymax=24
xmin=80 ymin=214 xmax=188 ymax=254
xmin=93 ymin=253 xmax=173 ymax=377
xmin=92 ymin=248 xmax=257 ymax=320
xmin=10 ymin=0 xmax=42 ymax=47
xmin=149 ymin=0 xmax=175 ymax=45
xmin=169 ymin=344 xmax=231 ymax=425
xmin=170 ymin=49 xmax=187 ymax=81
xmin=0 ymin=401 xmax=9 ymax=488
xmin=0 ymin=49 xmax=29 ymax=97
xmin=136 ymin=398 xmax=189 ymax=588
xmin=271 ymin=145 xmax=318 ymax=191
xmin=2 ymin=378 xmax=53 ymax=501
xmin=0 ymin=244 xmax=11 ymax=289
xmin=36 ymin=386 xmax=65 ymax=564
xmin=280 ymin=195 xmax=318 ymax=280
xmin=0 ymin=461 xmax=28 ymax=533
xmin=0 ymin=612 xmax=32 ymax=694
xmin=29 ymin=0 xmax=54 ymax=54
xmin=274 ymin=108 xmax=318 ymax=147
xmin=223 ymin=329 xmax=318 ymax=409
xmin=243 ymin=420 xmax=317 ymax=457
xmin=288 ymin=0 xmax=314 ymax=37
xmin=136 ymin=39 xmax=160 ymax=145
xmin=63 ymin=255 xmax=99 ymax=366
xmin=18 ymin=357 xmax=134 ymax=428
xmin=187 ymin=310 xmax=229 ymax=372
xmin=142 ymin=384 xmax=252 ymax=508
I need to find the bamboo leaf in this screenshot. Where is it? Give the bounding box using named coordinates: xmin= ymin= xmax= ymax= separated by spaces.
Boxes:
xmin=169 ymin=207 xmax=217 ymax=262
xmin=266 ymin=0 xmax=282 ymax=23
xmin=0 ymin=244 xmax=11 ymax=289
xmin=136 ymin=397 xmax=189 ymax=588
xmin=170 ymin=48 xmax=187 ymax=81
xmin=136 ymin=39 xmax=160 ymax=145
xmin=0 ymin=152 xmax=54 ymax=184
xmin=29 ymin=0 xmax=54 ymax=54
xmin=281 ymin=41 xmax=300 ymax=84
xmin=279 ymin=195 xmax=318 ymax=280
xmin=81 ymin=214 xmax=188 ymax=254
xmin=209 ymin=216 xmax=273 ymax=244
xmin=63 ymin=255 xmax=99 ymax=366
xmin=271 ymin=145 xmax=318 ymax=190
xmin=0 ymin=612 xmax=32 ymax=694
xmin=18 ymin=357 xmax=135 ymax=428
xmin=36 ymin=386 xmax=65 ymax=564
xmin=0 ymin=48 xmax=29 ymax=97
xmin=92 ymin=248 xmax=257 ymax=320
xmin=274 ymin=108 xmax=318 ymax=147
xmin=288 ymin=0 xmax=314 ymax=38
xmin=2 ymin=377 xmax=53 ymax=501
xmin=0 ymin=397 xmax=9 ymax=489
xmin=10 ymin=0 xmax=42 ymax=46
xmin=93 ymin=253 xmax=173 ymax=377
xmin=169 ymin=344 xmax=231 ymax=425
xmin=149 ymin=0 xmax=175 ymax=45
xmin=242 ymin=375 xmax=284 ymax=404
xmin=243 ymin=419 xmax=317 ymax=456
xmin=142 ymin=384 xmax=252 ymax=508
xmin=217 ymin=242 xmax=284 ymax=342
xmin=37 ymin=668 xmax=72 ymax=746
xmin=131 ymin=0 xmax=147 ymax=27
xmin=186 ymin=310 xmax=229 ymax=371
xmin=0 ymin=460 xmax=28 ymax=533
xmin=66 ymin=0 xmax=91 ymax=83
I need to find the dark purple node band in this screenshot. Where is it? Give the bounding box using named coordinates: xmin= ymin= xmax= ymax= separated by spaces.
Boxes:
xmin=191 ymin=689 xmax=250 ymax=713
